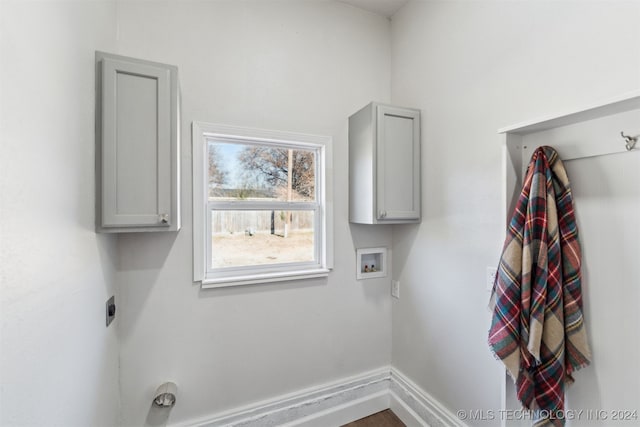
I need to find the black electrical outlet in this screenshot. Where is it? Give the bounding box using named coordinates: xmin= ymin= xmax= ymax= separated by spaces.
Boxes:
xmin=106 ymin=296 xmax=116 ymax=327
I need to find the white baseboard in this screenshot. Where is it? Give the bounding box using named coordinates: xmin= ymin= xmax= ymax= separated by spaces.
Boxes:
xmin=179 ymin=367 xmax=391 ymax=427
xmin=389 ymin=391 xmax=430 ymax=427
xmin=282 ymin=390 xmax=390 ymax=427
xmin=178 ymin=366 xmax=468 ymax=427
xmin=390 ymin=368 xmax=468 ymax=427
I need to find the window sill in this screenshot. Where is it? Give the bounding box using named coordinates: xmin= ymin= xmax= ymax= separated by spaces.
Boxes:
xmin=200 ymin=268 xmax=331 ymax=289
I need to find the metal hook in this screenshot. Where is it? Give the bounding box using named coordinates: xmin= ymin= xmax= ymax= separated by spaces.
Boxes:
xmin=621 ymin=131 xmax=637 ymax=151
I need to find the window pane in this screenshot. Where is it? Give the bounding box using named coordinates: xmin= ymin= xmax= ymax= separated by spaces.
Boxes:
xmin=211 ymin=210 xmax=315 ymax=268
xmin=208 ymin=140 xmax=315 ymax=202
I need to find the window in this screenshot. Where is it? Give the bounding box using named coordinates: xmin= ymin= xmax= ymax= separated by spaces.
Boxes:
xmin=192 ymin=122 xmax=333 ymax=287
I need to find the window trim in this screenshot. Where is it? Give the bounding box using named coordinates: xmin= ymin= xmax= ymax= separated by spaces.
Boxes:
xmin=192 ymin=121 xmax=333 ymax=288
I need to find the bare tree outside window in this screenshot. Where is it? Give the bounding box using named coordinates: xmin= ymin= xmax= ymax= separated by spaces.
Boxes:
xmin=237 ymin=146 xmax=315 ymax=200
xmin=207 ymin=139 xmax=319 ymax=269
xmin=237 ymin=146 xmax=315 ymax=237
xmin=208 ymin=143 xmax=227 ymax=187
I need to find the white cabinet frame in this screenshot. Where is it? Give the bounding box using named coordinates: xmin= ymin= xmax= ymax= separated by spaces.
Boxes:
xmin=95 ymin=52 xmax=180 ymax=233
xmin=349 ymin=102 xmax=421 ymax=224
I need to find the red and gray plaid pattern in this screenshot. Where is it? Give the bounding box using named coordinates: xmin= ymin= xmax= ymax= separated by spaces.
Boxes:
xmin=489 ymin=146 xmax=591 ymax=427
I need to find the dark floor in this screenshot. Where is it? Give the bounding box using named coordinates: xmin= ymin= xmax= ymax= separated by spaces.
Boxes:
xmin=341 ymin=409 xmax=406 ymax=427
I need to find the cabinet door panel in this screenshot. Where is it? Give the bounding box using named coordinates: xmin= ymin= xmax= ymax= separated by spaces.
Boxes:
xmin=101 ymin=58 xmax=171 ymax=228
xmin=376 ymin=106 xmax=420 ymax=220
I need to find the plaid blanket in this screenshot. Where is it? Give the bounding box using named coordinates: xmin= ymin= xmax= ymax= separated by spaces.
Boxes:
xmin=488 ymin=146 xmax=591 ymax=427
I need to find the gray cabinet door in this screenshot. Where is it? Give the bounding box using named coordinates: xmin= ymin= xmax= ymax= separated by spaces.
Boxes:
xmin=376 ymin=105 xmax=420 ymax=221
xmin=97 ymin=52 xmax=180 ymax=232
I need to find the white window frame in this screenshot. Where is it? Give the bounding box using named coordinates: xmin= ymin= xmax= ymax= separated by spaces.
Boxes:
xmin=192 ymin=122 xmax=333 ymax=288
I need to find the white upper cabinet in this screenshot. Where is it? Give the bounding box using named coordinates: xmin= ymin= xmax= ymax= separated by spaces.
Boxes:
xmin=349 ymin=103 xmax=421 ymax=224
xmin=96 ymin=52 xmax=180 ymax=233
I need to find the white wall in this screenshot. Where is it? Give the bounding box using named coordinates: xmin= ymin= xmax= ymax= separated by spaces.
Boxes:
xmin=562 ymin=150 xmax=639 ymax=426
xmin=390 ymin=1 xmax=640 ymax=425
xmin=113 ymin=1 xmax=393 ymax=425
xmin=0 ymin=1 xmax=121 ymax=426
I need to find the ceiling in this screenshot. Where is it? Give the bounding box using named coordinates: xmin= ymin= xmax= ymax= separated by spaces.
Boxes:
xmin=337 ymin=0 xmax=409 ymax=18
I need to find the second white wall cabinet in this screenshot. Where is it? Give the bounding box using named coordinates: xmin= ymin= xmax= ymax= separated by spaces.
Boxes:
xmin=96 ymin=52 xmax=180 ymax=233
xmin=349 ymin=102 xmax=421 ymax=224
